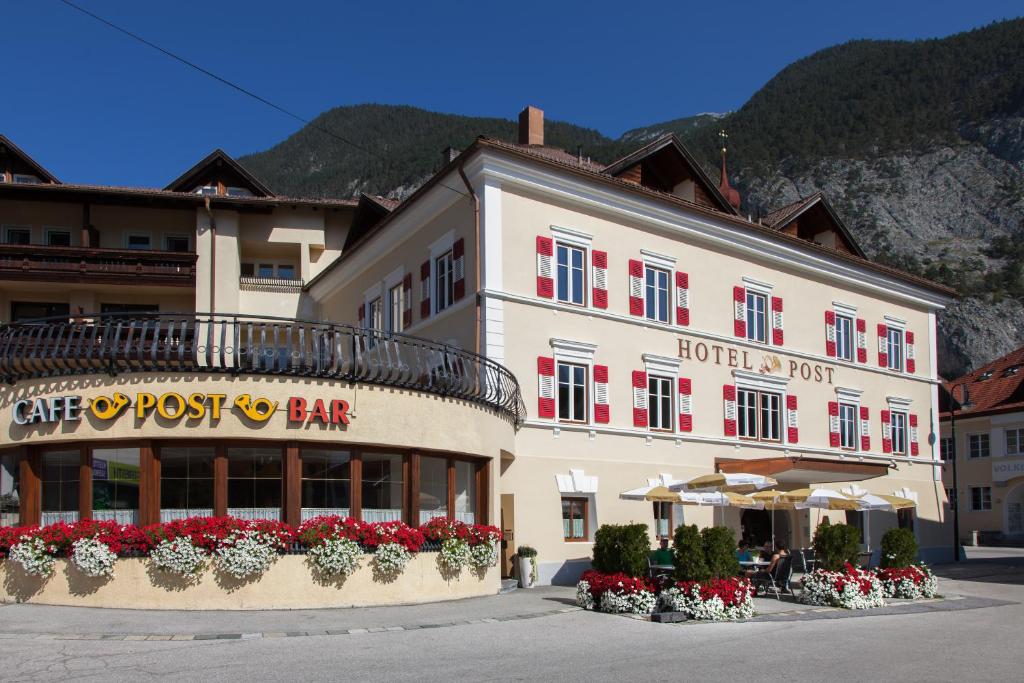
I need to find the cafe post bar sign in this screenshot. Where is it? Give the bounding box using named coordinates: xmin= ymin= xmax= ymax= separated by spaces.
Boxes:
xmin=12 ymin=392 xmax=350 ymax=427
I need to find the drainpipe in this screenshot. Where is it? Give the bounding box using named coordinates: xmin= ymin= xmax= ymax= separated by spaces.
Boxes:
xmin=204 ymin=196 xmax=216 ymax=314
xmin=457 ymin=165 xmax=481 ymax=356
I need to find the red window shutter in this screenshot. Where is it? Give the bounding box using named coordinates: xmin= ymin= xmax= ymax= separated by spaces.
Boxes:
xmin=678 ymin=377 xmax=692 ymax=432
xmin=859 ymin=406 xmax=870 ymax=451
xmin=628 ymin=259 xmax=644 ymax=316
xmin=786 ymin=394 xmax=798 ymax=443
xmin=402 ymin=273 xmax=413 ymax=328
xmin=856 ymin=318 xmax=867 ymax=363
xmin=881 ymin=409 xmax=892 ymax=453
xmin=675 ymin=271 xmax=690 ymax=326
xmin=420 ymin=260 xmax=431 ymax=319
xmin=828 ymin=401 xmax=840 ymax=447
xmin=771 ymin=296 xmax=784 ymax=345
xmin=824 ymin=310 xmax=837 ymax=357
xmin=877 ymin=323 xmax=888 ymax=368
xmin=632 ymin=370 xmax=648 ymax=427
xmin=537 ymin=356 xmax=555 ymax=418
xmin=909 ymin=413 xmax=920 ymax=455
xmin=732 ymin=286 xmax=746 ymax=338
xmin=723 ymin=384 xmax=737 ymax=436
xmin=592 ymin=250 xmax=608 ymax=309
xmin=452 ymin=237 xmax=466 ymax=300
xmin=905 ymin=331 xmax=916 ymax=373
xmin=536 ymin=236 xmax=554 ymax=298
xmin=593 ymin=364 xmax=610 ymax=424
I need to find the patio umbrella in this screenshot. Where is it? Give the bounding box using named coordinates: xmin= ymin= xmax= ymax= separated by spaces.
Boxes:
xmin=619 ymin=482 xmax=684 ymax=501
xmin=671 ymin=472 xmax=778 ymax=494
xmin=877 ymin=494 xmax=916 ymax=510
xmin=781 ymin=488 xmax=867 ymax=511
xmin=748 ymin=490 xmax=796 ymax=548
xmin=843 ymin=492 xmax=901 ymax=511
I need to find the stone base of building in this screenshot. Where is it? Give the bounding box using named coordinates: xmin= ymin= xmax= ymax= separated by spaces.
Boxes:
xmin=0 ymin=555 xmax=499 ymax=610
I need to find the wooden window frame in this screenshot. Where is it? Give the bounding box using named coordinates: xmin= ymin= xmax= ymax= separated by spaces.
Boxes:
xmin=562 ymin=496 xmax=589 ymax=542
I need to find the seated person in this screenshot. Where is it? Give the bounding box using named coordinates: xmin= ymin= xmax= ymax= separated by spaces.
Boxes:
xmin=650 ymin=538 xmax=674 ymax=566
xmin=762 ymin=542 xmax=790 ymax=576
xmin=736 ymin=540 xmax=753 ymax=563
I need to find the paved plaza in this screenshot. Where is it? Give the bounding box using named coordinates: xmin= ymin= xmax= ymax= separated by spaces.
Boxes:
xmin=2 ymin=547 xmax=1023 ymax=681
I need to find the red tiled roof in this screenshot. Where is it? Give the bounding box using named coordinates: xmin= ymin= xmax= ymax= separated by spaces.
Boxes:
xmin=942 ymin=346 xmax=1024 ymax=418
xmin=505 ymin=144 xmax=606 ymax=173
xmin=762 ymin=193 xmax=821 ymax=228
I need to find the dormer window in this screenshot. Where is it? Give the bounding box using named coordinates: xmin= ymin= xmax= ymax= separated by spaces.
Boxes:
xmin=978 ymin=371 xmax=993 ymax=381
xmin=195 ymin=186 xmax=218 ymax=196
xmin=225 ymin=187 xmax=253 ymax=198
xmin=12 ymin=174 xmax=40 ymax=185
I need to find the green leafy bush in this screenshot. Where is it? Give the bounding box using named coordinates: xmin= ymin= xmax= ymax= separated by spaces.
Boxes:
xmin=591 ymin=523 xmax=650 ymax=577
xmin=813 ymin=523 xmax=862 ymax=571
xmin=879 ymin=528 xmax=919 ymax=568
xmin=702 ymin=526 xmax=740 ymax=579
xmin=673 ymin=524 xmax=710 ymax=582
xmin=516 ymin=545 xmax=537 ymax=558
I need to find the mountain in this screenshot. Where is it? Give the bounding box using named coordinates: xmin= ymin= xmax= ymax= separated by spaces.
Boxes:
xmin=241 ymin=19 xmax=1024 ymax=378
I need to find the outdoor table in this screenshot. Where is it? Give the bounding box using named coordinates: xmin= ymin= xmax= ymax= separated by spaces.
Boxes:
xmin=738 ymin=560 xmax=770 ymax=569
xmin=650 ymin=564 xmax=674 ymax=572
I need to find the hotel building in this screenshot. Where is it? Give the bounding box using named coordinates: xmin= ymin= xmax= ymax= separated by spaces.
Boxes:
xmin=0 ymin=109 xmax=954 ymax=586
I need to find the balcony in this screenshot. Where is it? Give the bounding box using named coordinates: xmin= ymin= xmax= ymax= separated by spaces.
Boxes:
xmin=0 ymin=312 xmax=525 ymax=425
xmin=239 ymin=275 xmax=304 ymax=292
xmin=0 ymin=244 xmax=197 ymax=287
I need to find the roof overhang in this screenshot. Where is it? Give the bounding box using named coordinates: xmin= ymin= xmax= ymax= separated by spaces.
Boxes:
xmin=716 ymin=456 xmax=889 ymax=485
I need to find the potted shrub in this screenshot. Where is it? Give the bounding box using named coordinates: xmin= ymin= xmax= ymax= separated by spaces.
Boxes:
xmin=517 ymin=545 xmax=538 ymax=588
xmin=879 ymin=528 xmax=918 ymax=568
xmin=812 ymin=522 xmax=861 ymax=571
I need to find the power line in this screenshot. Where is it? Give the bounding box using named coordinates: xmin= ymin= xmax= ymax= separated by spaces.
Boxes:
xmin=56 ymin=0 xmax=468 ymax=198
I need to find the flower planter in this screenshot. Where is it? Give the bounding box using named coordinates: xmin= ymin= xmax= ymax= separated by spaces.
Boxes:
xmin=518 ymin=556 xmax=535 ymax=588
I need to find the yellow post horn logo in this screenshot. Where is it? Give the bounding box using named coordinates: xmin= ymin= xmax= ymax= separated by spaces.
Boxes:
xmin=88 ymin=392 xmax=131 ymax=420
xmin=233 ymin=394 xmax=278 ymax=422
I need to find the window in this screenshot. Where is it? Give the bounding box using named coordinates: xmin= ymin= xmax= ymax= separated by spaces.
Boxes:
xmin=388 ymin=284 xmax=404 ymax=333
xmin=556 ymin=243 xmax=586 ymax=306
xmin=940 ymin=437 xmax=955 ymax=462
xmin=746 ymin=291 xmax=767 ymax=343
xmin=164 ymin=235 xmax=190 ymax=252
xmin=12 ymin=174 xmax=40 ymax=184
xmin=645 ymin=266 xmax=669 ymax=322
xmin=845 ymin=510 xmax=867 ymax=544
xmin=562 ymin=497 xmax=588 ymax=541
xmin=945 ymin=487 xmax=956 ymax=509
xmin=125 ymin=233 xmax=151 ymax=250
xmin=258 ymin=263 xmax=275 ymax=278
xmin=361 ymin=453 xmax=403 ymax=523
xmin=890 ymin=411 xmax=908 ymax=455
xmin=647 ymin=375 xmax=674 ymax=431
xmin=435 ymin=250 xmax=454 ymax=313
xmin=1006 ymin=429 xmax=1024 ymax=456
xmin=887 ymin=328 xmax=904 ymax=371
xmin=419 ymin=456 xmax=449 ymax=524
xmin=225 ymin=187 xmax=253 ymax=197
xmin=654 ymin=501 xmax=673 ymax=540
xmin=46 ymin=230 xmax=71 ymax=247
xmin=195 ymin=185 xmax=218 ymax=196
xmin=91 ymin=447 xmax=140 ymax=525
xmin=41 ymin=450 xmax=80 ymax=525
xmin=970 ymin=486 xmax=992 ymax=511
xmin=453 ymin=460 xmax=477 ymax=524
xmin=839 ymin=402 xmax=858 ymax=449
xmin=11 ymin=301 xmax=70 ymax=321
xmin=240 ymin=263 xmax=255 ymax=277
xmin=277 ymin=264 xmax=296 ymax=281
xmin=835 ymin=315 xmax=853 ymax=361
xmin=0 ymin=452 xmax=20 ymax=526
xmin=301 ymin=449 xmax=351 ymax=521
xmin=897 ymin=508 xmax=915 ymax=532
xmin=367 ymin=297 xmax=383 ymax=331
xmin=557 ymin=362 xmax=588 ymax=423
xmin=226 ymin=447 xmax=282 ymax=520
xmin=737 ymin=388 xmax=781 ymax=441
xmin=968 ymin=433 xmax=990 ymax=459
xmin=4 ymin=227 xmax=30 ymax=245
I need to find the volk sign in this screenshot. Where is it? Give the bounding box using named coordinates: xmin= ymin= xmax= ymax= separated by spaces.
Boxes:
xmin=12 ymin=393 xmax=350 ymax=428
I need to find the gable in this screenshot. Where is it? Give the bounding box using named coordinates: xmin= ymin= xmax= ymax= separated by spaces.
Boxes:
xmin=0 ymin=135 xmax=59 ymax=184
xmin=765 ymin=194 xmax=864 ymax=258
xmin=165 ymin=149 xmax=273 ymax=197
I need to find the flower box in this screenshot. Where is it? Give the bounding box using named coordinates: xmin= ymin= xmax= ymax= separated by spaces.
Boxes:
xmin=877 ymin=564 xmax=937 ymax=599
xmin=659 ymin=577 xmax=754 ymax=621
xmin=800 ymin=563 xmax=886 ymax=609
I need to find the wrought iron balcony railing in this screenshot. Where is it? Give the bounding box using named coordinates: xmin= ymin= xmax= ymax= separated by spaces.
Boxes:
xmin=0 ymin=312 xmax=525 ymax=426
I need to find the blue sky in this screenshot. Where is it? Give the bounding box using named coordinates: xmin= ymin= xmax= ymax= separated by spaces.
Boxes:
xmin=3 ymin=1 xmax=1020 ymax=187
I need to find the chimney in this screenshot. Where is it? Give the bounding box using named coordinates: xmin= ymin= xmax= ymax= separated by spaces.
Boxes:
xmin=518 ymin=106 xmax=544 ymax=146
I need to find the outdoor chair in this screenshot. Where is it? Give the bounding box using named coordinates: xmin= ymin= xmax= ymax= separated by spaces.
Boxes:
xmin=647 ymin=557 xmax=673 ymax=582
xmin=752 ymin=555 xmax=793 ymax=600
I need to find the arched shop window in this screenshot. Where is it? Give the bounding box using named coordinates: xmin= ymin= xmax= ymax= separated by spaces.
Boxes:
xmin=91 ymin=447 xmax=140 ymax=525
xmin=419 ymin=456 xmax=449 ymax=524
xmin=160 ymin=447 xmax=215 ymax=521
xmin=227 ymin=447 xmax=282 ymax=521
xmin=362 ymin=453 xmax=404 ymax=523
xmin=301 ymin=449 xmax=351 ymax=521
xmin=42 ymin=450 xmax=79 ymax=525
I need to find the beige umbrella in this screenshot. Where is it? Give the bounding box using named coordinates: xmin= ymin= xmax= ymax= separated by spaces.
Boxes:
xmin=878 ymin=494 xmax=916 ymax=510
xmin=782 ymin=488 xmax=866 ymax=511
xmin=672 ymin=472 xmax=778 ymax=494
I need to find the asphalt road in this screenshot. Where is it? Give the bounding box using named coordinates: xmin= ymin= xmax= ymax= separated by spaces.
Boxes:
xmin=3 ymin=548 xmax=1023 ymax=682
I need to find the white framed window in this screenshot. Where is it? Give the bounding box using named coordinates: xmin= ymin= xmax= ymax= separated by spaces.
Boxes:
xmin=225 ymin=187 xmax=253 ymax=198
xmin=887 ymin=327 xmax=904 ymax=371
xmin=839 ymin=402 xmax=858 ymax=449
xmin=890 ymin=411 xmax=908 ymax=455
xmin=555 ymin=242 xmax=586 ymax=306
xmin=388 ymin=284 xmax=404 ymax=333
xmin=44 ymin=228 xmax=71 ymax=247
xmin=164 ymin=234 xmax=191 ymax=252
xmin=835 ymin=314 xmax=854 ymax=361
xmin=644 ymin=265 xmax=670 ymax=323
xmin=746 ymin=291 xmax=767 ymax=343
xmin=968 ymin=433 xmax=990 ymax=459
xmin=556 ymin=362 xmax=588 ymax=423
xmin=940 ymin=437 xmax=955 ymax=461
xmin=1006 ymin=429 xmax=1024 ymax=456
xmin=737 ymin=388 xmax=781 ymax=441
xmin=647 ymin=375 xmax=674 ymax=431
xmin=368 ymin=297 xmax=383 ymax=332
xmin=3 ymin=226 xmax=31 ymax=245
xmin=970 ymin=486 xmax=992 ymax=511
xmin=195 ymin=185 xmax=218 ymax=196
xmin=12 ymin=174 xmax=41 ymax=184
xmin=435 ymin=250 xmax=454 ymax=313
xmin=125 ymin=233 xmax=152 ymax=250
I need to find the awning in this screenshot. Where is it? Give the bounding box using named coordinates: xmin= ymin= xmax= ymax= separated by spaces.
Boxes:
xmin=716 ymin=456 xmax=889 ymax=485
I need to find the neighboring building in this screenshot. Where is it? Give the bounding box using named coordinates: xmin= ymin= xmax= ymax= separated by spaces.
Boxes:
xmin=0 ymin=108 xmax=955 ymax=587
xmin=940 ymin=346 xmax=1024 ymax=544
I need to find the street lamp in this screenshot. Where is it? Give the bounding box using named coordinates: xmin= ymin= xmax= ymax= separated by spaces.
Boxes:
xmin=944 ymin=383 xmax=969 ymax=563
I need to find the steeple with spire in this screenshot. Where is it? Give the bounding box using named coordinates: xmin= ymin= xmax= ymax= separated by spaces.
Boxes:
xmin=718 ymin=130 xmax=741 ymax=210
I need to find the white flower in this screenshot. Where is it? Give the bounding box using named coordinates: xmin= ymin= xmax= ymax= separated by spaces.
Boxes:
xmin=439 ymin=538 xmax=472 ymax=572
xmin=214 ymin=530 xmax=280 ymax=580
xmin=9 ymin=536 xmax=55 ymax=577
xmin=800 ymin=567 xmax=886 ymax=609
xmin=372 ymin=542 xmax=411 ymax=577
xmin=469 ymin=540 xmax=499 ymax=569
xmin=150 ymin=538 xmax=208 ymax=578
xmin=599 ymin=589 xmax=657 ymax=614
xmin=658 ymin=584 xmax=755 ymax=621
xmin=576 ymin=580 xmax=595 ymax=609
xmin=70 ymin=537 xmax=117 ymax=578
xmin=308 ymin=538 xmax=363 ymax=577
